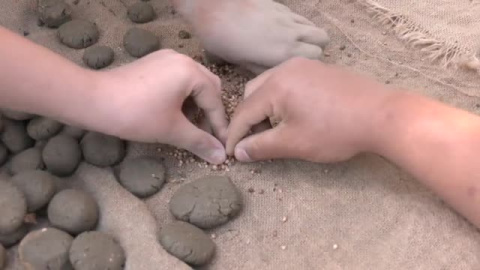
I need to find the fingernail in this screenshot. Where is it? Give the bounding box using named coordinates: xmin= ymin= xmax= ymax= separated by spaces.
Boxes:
xmin=209 ymin=148 xmax=226 ymax=164
xmin=235 ymin=146 xmax=252 ymax=162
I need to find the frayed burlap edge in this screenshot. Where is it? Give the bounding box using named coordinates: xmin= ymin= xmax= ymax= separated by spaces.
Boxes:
xmin=360 ymin=0 xmax=480 ymax=72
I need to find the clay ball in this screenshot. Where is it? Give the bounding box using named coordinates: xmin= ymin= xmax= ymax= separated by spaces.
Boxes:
xmin=42 ymin=135 xmax=82 ymax=176
xmin=1 ymin=119 xmax=34 ymax=154
xmin=0 ymin=179 xmax=27 ymax=234
xmin=11 ymin=170 xmax=57 ymax=212
xmin=69 ymin=231 xmax=125 ymax=270
xmin=169 ymin=176 xmax=242 ymax=229
xmin=48 ymin=189 xmax=99 ymax=235
xmin=83 ymin=46 xmax=115 ymax=69
xmin=0 ymin=224 xmax=28 ymax=248
xmin=81 ymin=132 xmax=125 ymax=167
xmin=58 ymin=20 xmax=99 ymax=49
xmin=61 ymin=125 xmax=85 ymax=139
xmin=2 ymin=109 xmax=34 ymax=121
xmin=27 ymin=117 xmax=63 ymax=140
xmin=18 ymin=228 xmax=73 ymax=270
xmin=127 ymin=2 xmax=155 ymax=23
xmin=0 ymin=143 xmax=8 ymax=166
xmin=159 ymin=221 xmax=215 ymax=266
xmin=123 ymin=27 xmax=159 ymax=58
xmin=0 ymin=244 xmax=4 ymax=269
xmin=38 ymin=0 xmax=72 ymax=28
xmin=10 ymin=148 xmax=44 ymax=175
xmin=118 ymin=157 xmax=166 ymax=198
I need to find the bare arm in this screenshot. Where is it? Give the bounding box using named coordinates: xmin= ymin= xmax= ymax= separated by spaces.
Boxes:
xmin=227 ymin=58 xmax=480 ymax=227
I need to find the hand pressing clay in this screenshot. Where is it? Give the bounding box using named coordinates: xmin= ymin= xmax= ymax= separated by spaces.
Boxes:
xmin=9 ymin=148 xmax=44 ymax=175
xmin=69 ymin=231 xmax=125 ymax=270
xmin=123 ymin=28 xmax=160 ymax=58
xmin=42 ymin=135 xmax=81 ymax=176
xmin=27 ymin=117 xmax=63 ymax=140
xmin=82 ymin=46 xmax=114 ymax=69
xmin=0 ymin=224 xmax=28 ymax=247
xmin=2 ymin=109 xmax=34 ymax=121
xmin=0 ymin=179 xmax=27 ymax=234
xmin=38 ymin=0 xmax=72 ymax=28
xmin=0 ymin=143 xmax=8 ymax=166
xmin=18 ymin=227 xmax=73 ymax=270
xmin=48 ymin=189 xmax=99 ymax=235
xmin=58 ymin=20 xmax=99 ymax=49
xmin=0 ymin=244 xmax=4 ymax=269
xmin=127 ymin=2 xmax=156 ymax=23
xmin=11 ymin=170 xmax=57 ymax=212
xmin=169 ymin=176 xmax=242 ymax=229
xmin=159 ymin=221 xmax=215 ymax=266
xmin=118 ymin=157 xmax=166 ymax=198
xmin=1 ymin=119 xmax=34 ymax=153
xmin=60 ymin=125 xmax=85 ymax=139
xmin=81 ymin=132 xmax=125 ymax=167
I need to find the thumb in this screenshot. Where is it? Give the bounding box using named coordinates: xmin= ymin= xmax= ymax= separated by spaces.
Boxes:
xmin=168 ymin=116 xmax=226 ymax=164
xmin=234 ymin=125 xmax=292 ymax=162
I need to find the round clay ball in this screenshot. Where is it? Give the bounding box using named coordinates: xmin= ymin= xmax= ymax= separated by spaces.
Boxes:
xmin=0 ymin=224 xmax=28 ymax=247
xmin=0 ymin=179 xmax=27 ymax=234
xmin=42 ymin=135 xmax=82 ymax=176
xmin=69 ymin=231 xmax=125 ymax=270
xmin=58 ymin=20 xmax=99 ymax=49
xmin=127 ymin=2 xmax=155 ymax=23
xmin=83 ymin=46 xmax=114 ymax=70
xmin=11 ymin=170 xmax=57 ymax=212
xmin=38 ymin=0 xmax=72 ymax=28
xmin=2 ymin=109 xmax=34 ymax=121
xmin=123 ymin=27 xmax=159 ymax=58
xmin=118 ymin=157 xmax=166 ymax=198
xmin=159 ymin=221 xmax=215 ymax=266
xmin=27 ymin=117 xmax=63 ymax=140
xmin=81 ymin=132 xmax=125 ymax=167
xmin=61 ymin=125 xmax=85 ymax=139
xmin=169 ymin=176 xmax=242 ymax=229
xmin=1 ymin=119 xmax=34 ymax=154
xmin=48 ymin=189 xmax=99 ymax=235
xmin=0 ymin=244 xmax=4 ymax=269
xmin=18 ymin=228 xmax=73 ymax=270
xmin=9 ymin=148 xmax=44 ymax=175
xmin=0 ymin=143 xmax=8 ymax=167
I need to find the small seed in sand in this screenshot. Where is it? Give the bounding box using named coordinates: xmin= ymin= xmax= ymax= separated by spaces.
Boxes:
xmin=282 ymin=216 xmax=288 ymax=223
xmin=333 ymin=244 xmax=338 ymax=250
xmin=210 ymin=233 xmax=216 ymax=239
xmin=280 ymin=245 xmax=287 ymax=250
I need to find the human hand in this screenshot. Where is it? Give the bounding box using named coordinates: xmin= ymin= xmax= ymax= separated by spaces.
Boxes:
xmin=174 ymin=0 xmax=329 ymax=74
xmin=226 ymin=58 xmax=392 ymax=162
xmin=86 ymin=50 xmax=228 ymax=164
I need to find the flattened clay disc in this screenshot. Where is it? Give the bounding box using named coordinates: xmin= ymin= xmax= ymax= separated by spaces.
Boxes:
xmin=11 ymin=170 xmax=57 ymax=212
xmin=10 ymin=148 xmax=44 ymax=175
xmin=127 ymin=2 xmax=155 ymax=23
xmin=38 ymin=0 xmax=72 ymax=28
xmin=159 ymin=221 xmax=215 ymax=266
xmin=42 ymin=135 xmax=81 ymax=176
xmin=47 ymin=189 xmax=99 ymax=235
xmin=123 ymin=28 xmax=159 ymax=58
xmin=18 ymin=228 xmax=73 ymax=270
xmin=27 ymin=117 xmax=63 ymax=140
xmin=1 ymin=119 xmax=34 ymax=154
xmin=0 ymin=179 xmax=27 ymax=234
xmin=58 ymin=20 xmax=99 ymax=49
xmin=2 ymin=109 xmax=34 ymax=121
xmin=61 ymin=125 xmax=85 ymax=139
xmin=83 ymin=46 xmax=114 ymax=69
xmin=169 ymin=176 xmax=242 ymax=229
xmin=69 ymin=231 xmax=125 ymax=270
xmin=0 ymin=224 xmax=28 ymax=248
xmin=81 ymin=132 xmax=125 ymax=167
xmin=118 ymin=157 xmax=166 ymax=198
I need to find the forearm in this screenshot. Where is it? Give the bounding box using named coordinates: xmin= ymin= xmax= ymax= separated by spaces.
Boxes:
xmin=0 ymin=26 xmax=102 ymax=127
xmin=372 ymin=91 xmax=480 ymax=227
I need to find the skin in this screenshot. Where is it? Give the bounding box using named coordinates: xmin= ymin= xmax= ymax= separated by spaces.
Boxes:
xmin=227 ymin=57 xmax=480 ymax=228
xmin=0 ymin=26 xmax=228 ymax=164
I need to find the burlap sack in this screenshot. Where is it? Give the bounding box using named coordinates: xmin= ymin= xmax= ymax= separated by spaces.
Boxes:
xmin=2 ymin=0 xmax=480 ymax=269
